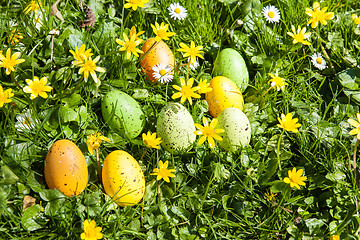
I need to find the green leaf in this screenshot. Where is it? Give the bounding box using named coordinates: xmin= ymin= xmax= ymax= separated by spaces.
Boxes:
xmin=337 ymin=68 xmax=360 ymax=90
xmin=21 ymin=205 xmax=46 ymax=231
xmin=61 ymin=93 xmax=81 ymax=108
xmin=305 ymin=218 xmax=324 ymax=235
xmin=59 ymin=106 xmax=79 ymax=123
xmin=0 ymin=165 xmax=19 ymax=185
xmin=39 ymin=189 xmax=65 ymax=202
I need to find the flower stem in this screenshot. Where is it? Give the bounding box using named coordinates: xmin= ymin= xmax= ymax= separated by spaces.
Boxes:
xmin=353 ymin=139 xmax=359 ymax=184
xmin=157 ymin=180 xmax=161 ymax=202
xmin=96 ymin=148 xmax=101 ymax=184
xmin=139 ymin=148 xmax=148 ymax=161
xmin=10 ymin=72 xmax=21 ymax=89
xmin=277 ymin=130 xmax=285 ymax=171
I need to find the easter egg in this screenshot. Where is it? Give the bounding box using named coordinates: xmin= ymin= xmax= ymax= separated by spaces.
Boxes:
xmin=205 ymin=76 xmax=244 ymax=118
xmin=44 ymin=139 xmax=88 ymax=197
xmin=216 ymin=108 xmax=251 ymax=152
xmin=102 ymin=90 xmax=145 ymax=139
xmin=213 ymin=48 xmax=249 ymax=92
xmin=157 ymin=102 xmax=196 ymax=154
xmin=140 ymin=38 xmax=175 ymax=82
xmin=102 ymin=150 xmax=145 ymax=207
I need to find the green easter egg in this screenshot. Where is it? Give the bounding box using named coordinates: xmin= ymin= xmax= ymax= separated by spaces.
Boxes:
xmin=102 ymin=90 xmax=145 ymax=139
xmin=157 ymin=103 xmax=196 ymax=154
xmin=213 ymin=48 xmax=249 ymax=92
xmin=217 ymin=107 xmax=251 ymax=152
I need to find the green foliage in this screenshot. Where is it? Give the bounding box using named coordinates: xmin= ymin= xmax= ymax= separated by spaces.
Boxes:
xmin=0 ymin=0 xmax=360 ymax=239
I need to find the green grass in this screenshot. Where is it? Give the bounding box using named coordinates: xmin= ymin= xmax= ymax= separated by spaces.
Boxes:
xmin=1 ymin=0 xmax=360 ymax=239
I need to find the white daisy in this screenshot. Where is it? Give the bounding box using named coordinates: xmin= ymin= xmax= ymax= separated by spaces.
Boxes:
xmin=310 ymin=53 xmax=327 ymax=70
xmin=15 ymin=109 xmax=39 ymax=132
xmin=188 ymin=57 xmax=199 ymax=70
xmin=49 ymin=29 xmax=60 ymax=35
xmin=168 ymin=3 xmax=187 ymax=20
xmin=152 ymin=63 xmax=174 ymax=83
xmin=262 ymin=5 xmax=281 ymax=23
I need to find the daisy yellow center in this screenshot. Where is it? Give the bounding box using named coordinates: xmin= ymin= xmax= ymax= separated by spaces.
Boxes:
xmin=159 ymin=69 xmax=167 ymax=76
xmin=268 ymin=11 xmax=275 ymax=18
xmin=24 ymin=117 xmax=31 ymax=126
xmin=175 ymin=8 xmax=181 ymax=14
xmin=316 ymin=57 xmax=322 ymax=64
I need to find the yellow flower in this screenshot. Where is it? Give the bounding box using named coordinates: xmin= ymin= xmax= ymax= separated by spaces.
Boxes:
xmin=86 ymin=132 xmax=110 ymax=155
xmin=348 ymin=113 xmax=360 ymax=140
xmin=287 ymin=25 xmax=311 ymax=46
xmin=352 ymin=14 xmax=360 ymax=25
xmin=197 ymin=78 xmax=212 ymax=94
xmin=177 ymin=41 xmax=204 ymax=65
xmin=172 ymin=77 xmax=200 ymax=105
xmin=305 ymin=2 xmax=334 ymax=28
xmin=23 ymin=76 xmax=52 ymax=100
xmin=277 ymin=113 xmax=301 ymax=133
xmin=8 ymin=29 xmax=23 ymax=46
xmin=124 ymin=0 xmax=149 ymax=11
xmin=69 ymin=44 xmax=94 ymax=66
xmin=0 ymin=85 xmax=14 ymax=107
xmin=330 ymin=235 xmax=340 ymax=240
xmin=194 ymin=117 xmax=225 ymax=148
xmin=78 ymin=56 xmax=106 ymax=86
xmin=264 ymin=190 xmax=277 ymax=201
xmin=116 ymin=32 xmax=144 ymax=59
xmin=268 ymin=72 xmax=288 ymax=91
xmin=129 ymin=26 xmax=144 ymax=43
xmin=80 ymin=219 xmax=103 ymax=240
xmin=24 ymin=0 xmax=42 ymax=14
xmin=283 ymin=167 xmax=307 ymax=190
xmin=0 ymin=48 xmax=25 ymax=75
xmin=151 ymin=160 xmax=176 ymax=183
xmin=151 ymin=22 xmax=176 ymax=42
xmin=142 ymin=131 xmax=162 ymax=149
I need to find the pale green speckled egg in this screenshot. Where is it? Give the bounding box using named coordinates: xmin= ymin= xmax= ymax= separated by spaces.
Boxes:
xmin=213 ymin=48 xmax=249 ymax=92
xmin=157 ymin=102 xmax=196 ymax=154
xmin=102 ymin=90 xmax=145 ymax=139
xmin=217 ymin=107 xmax=251 ymax=152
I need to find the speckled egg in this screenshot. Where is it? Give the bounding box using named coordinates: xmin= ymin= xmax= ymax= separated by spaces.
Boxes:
xmin=213 ymin=48 xmax=249 ymax=92
xmin=44 ymin=139 xmax=88 ymax=197
xmin=217 ymin=108 xmax=251 ymax=152
xmin=102 ymin=90 xmax=145 ymax=139
xmin=157 ymin=102 xmax=196 ymax=154
xmin=102 ymin=150 xmax=145 ymax=207
xmin=140 ymin=38 xmax=175 ymax=82
xmin=205 ymin=76 xmax=244 ymax=118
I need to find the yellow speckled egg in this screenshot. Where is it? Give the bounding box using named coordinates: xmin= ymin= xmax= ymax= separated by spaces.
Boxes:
xmin=102 ymin=150 xmax=145 ymax=207
xmin=140 ymin=38 xmax=175 ymax=82
xmin=205 ymin=76 xmax=244 ymax=118
xmin=44 ymin=139 xmax=88 ymax=197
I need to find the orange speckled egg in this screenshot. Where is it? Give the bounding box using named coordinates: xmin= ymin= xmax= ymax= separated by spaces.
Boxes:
xmin=102 ymin=150 xmax=145 ymax=207
xmin=44 ymin=139 xmax=88 ymax=197
xmin=140 ymin=38 xmax=175 ymax=82
xmin=205 ymin=76 xmax=244 ymax=118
